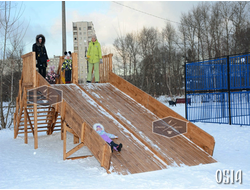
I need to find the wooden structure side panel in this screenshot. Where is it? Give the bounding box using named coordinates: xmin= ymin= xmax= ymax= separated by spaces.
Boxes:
xmin=37 ymin=72 xmax=50 ymax=87
xmin=109 ymin=72 xmax=215 ymax=156
xmin=62 ymin=99 xmax=111 ymax=170
xmin=21 ymin=52 xmax=35 ymax=85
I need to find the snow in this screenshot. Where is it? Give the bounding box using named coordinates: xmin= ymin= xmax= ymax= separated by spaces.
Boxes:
xmin=1 ymin=101 xmax=250 ymax=188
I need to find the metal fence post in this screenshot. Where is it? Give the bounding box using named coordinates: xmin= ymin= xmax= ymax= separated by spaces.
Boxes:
xmin=185 ymin=61 xmax=187 ymax=119
xmin=227 ymin=55 xmax=232 ymax=125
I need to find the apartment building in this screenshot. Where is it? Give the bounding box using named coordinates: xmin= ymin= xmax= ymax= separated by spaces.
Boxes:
xmin=73 ymin=21 xmax=95 ymax=83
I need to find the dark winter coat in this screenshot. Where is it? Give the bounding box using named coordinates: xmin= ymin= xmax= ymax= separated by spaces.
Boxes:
xmin=32 ymin=34 xmax=49 ymax=67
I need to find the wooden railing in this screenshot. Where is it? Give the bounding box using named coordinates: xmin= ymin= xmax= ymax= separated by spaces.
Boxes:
xmin=100 ymin=54 xmax=113 ymax=83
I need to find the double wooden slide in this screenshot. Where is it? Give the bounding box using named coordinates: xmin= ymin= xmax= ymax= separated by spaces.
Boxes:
xmin=14 ymin=52 xmax=216 ymax=175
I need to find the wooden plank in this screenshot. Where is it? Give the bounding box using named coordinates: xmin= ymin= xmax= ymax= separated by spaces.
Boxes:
xmin=72 ymin=53 xmax=78 ymax=84
xmin=66 ymin=155 xmax=93 ymax=160
xmin=81 ymin=123 xmax=85 ymax=143
xmin=60 ymin=100 xmax=66 ymax=140
xmin=34 ymin=69 xmax=38 ymax=149
xmin=109 ymin=72 xmax=216 ymax=156
xmin=34 ymin=102 xmax=38 ymax=149
xmin=24 ymin=88 xmax=28 ymax=144
xmin=101 ymin=144 xmax=107 ymax=167
xmin=63 ymin=122 xmax=67 ymax=160
xmin=19 ymin=126 xmax=61 ymax=131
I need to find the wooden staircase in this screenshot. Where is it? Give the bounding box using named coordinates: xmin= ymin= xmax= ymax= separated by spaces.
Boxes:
xmin=14 ymin=75 xmax=62 ymax=143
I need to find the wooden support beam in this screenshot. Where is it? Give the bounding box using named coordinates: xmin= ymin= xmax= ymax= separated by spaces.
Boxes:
xmin=63 ymin=121 xmax=89 ymax=160
xmin=81 ymin=123 xmax=86 ymax=143
xmin=66 ymin=142 xmax=84 ymax=158
xmin=49 ymin=112 xmax=59 ymax=135
xmin=24 ymin=88 xmax=28 ymax=144
xmin=61 ymin=100 xmax=66 ymax=140
xmin=66 ymin=155 xmax=93 ymax=160
xmin=101 ymin=144 xmax=107 ymax=167
xmin=72 ymin=53 xmax=78 ymax=84
xmin=25 ymin=108 xmax=34 ymax=136
xmin=63 ymin=122 xmax=67 ymax=160
xmin=34 ymin=102 xmax=38 ymax=149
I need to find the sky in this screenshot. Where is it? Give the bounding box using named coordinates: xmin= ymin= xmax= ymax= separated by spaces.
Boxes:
xmin=17 ymin=1 xmax=202 ymax=58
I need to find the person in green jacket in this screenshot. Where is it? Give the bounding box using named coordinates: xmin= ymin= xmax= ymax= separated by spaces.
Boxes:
xmin=86 ymin=34 xmax=103 ymax=83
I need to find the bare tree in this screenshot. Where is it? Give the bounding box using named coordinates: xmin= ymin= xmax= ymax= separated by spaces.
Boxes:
xmin=0 ymin=2 xmax=27 ymax=129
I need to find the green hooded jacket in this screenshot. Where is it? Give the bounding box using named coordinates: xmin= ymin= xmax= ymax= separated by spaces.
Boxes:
xmin=87 ymin=39 xmax=102 ymax=63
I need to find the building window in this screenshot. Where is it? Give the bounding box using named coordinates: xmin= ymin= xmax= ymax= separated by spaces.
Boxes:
xmin=80 ymin=37 xmax=82 ymax=40
xmin=73 ymin=26 xmax=77 ymax=30
xmin=79 ymin=27 xmax=81 ymax=30
xmin=79 ymin=32 xmax=82 ymax=35
xmin=73 ymin=32 xmax=77 ymax=35
xmin=74 ymin=47 xmax=78 ymax=50
xmin=88 ymin=26 xmax=92 ymax=30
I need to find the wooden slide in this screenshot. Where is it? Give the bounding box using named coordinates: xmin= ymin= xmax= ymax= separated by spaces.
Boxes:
xmin=14 ymin=52 xmax=217 ymax=175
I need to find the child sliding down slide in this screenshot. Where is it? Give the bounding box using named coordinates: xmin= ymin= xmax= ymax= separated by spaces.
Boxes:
xmin=93 ymin=123 xmax=122 ymax=152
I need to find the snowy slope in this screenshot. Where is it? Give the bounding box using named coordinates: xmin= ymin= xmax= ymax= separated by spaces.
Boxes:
xmin=0 ymin=102 xmax=249 ymax=189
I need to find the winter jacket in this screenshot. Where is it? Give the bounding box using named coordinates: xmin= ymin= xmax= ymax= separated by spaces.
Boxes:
xmin=96 ymin=130 xmax=116 ymax=139
xmin=62 ymin=59 xmax=72 ymax=71
xmin=32 ymin=34 xmax=48 ymax=67
xmin=87 ymin=39 xmax=102 ymax=63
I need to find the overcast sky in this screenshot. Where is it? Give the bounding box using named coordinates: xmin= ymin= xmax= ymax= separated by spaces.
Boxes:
xmin=19 ymin=1 xmax=202 ymax=58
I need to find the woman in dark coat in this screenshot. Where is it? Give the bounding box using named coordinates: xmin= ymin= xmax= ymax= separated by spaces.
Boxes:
xmin=32 ymin=34 xmax=49 ymax=78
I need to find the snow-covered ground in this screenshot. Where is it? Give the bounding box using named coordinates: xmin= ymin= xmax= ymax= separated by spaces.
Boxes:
xmin=0 ymin=99 xmax=249 ymax=189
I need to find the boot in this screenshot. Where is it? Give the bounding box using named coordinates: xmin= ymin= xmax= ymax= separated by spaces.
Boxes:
xmin=117 ymin=143 xmax=123 ymax=152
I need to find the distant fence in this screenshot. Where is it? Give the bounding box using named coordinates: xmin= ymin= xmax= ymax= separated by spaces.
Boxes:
xmin=185 ymin=53 xmax=250 ymax=126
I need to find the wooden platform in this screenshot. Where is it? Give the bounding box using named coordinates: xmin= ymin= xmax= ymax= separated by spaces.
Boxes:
xmin=52 ymin=83 xmax=216 ymax=174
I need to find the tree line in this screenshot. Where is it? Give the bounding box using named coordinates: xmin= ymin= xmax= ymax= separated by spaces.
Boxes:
xmin=113 ymin=1 xmax=250 ymax=96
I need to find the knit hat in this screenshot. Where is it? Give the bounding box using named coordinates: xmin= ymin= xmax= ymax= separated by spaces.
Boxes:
xmin=64 ymin=51 xmax=72 ymax=59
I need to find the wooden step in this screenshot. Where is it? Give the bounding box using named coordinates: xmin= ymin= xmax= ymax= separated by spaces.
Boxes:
xmin=20 ymin=118 xmax=53 ymax=122
xmin=18 ymin=128 xmax=61 ymax=134
xmin=18 ymin=121 xmax=61 ymax=126
xmin=26 ymin=107 xmax=53 ymax=110
xmin=20 ymin=114 xmax=57 ymax=119
xmin=19 ymin=125 xmax=61 ymax=130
